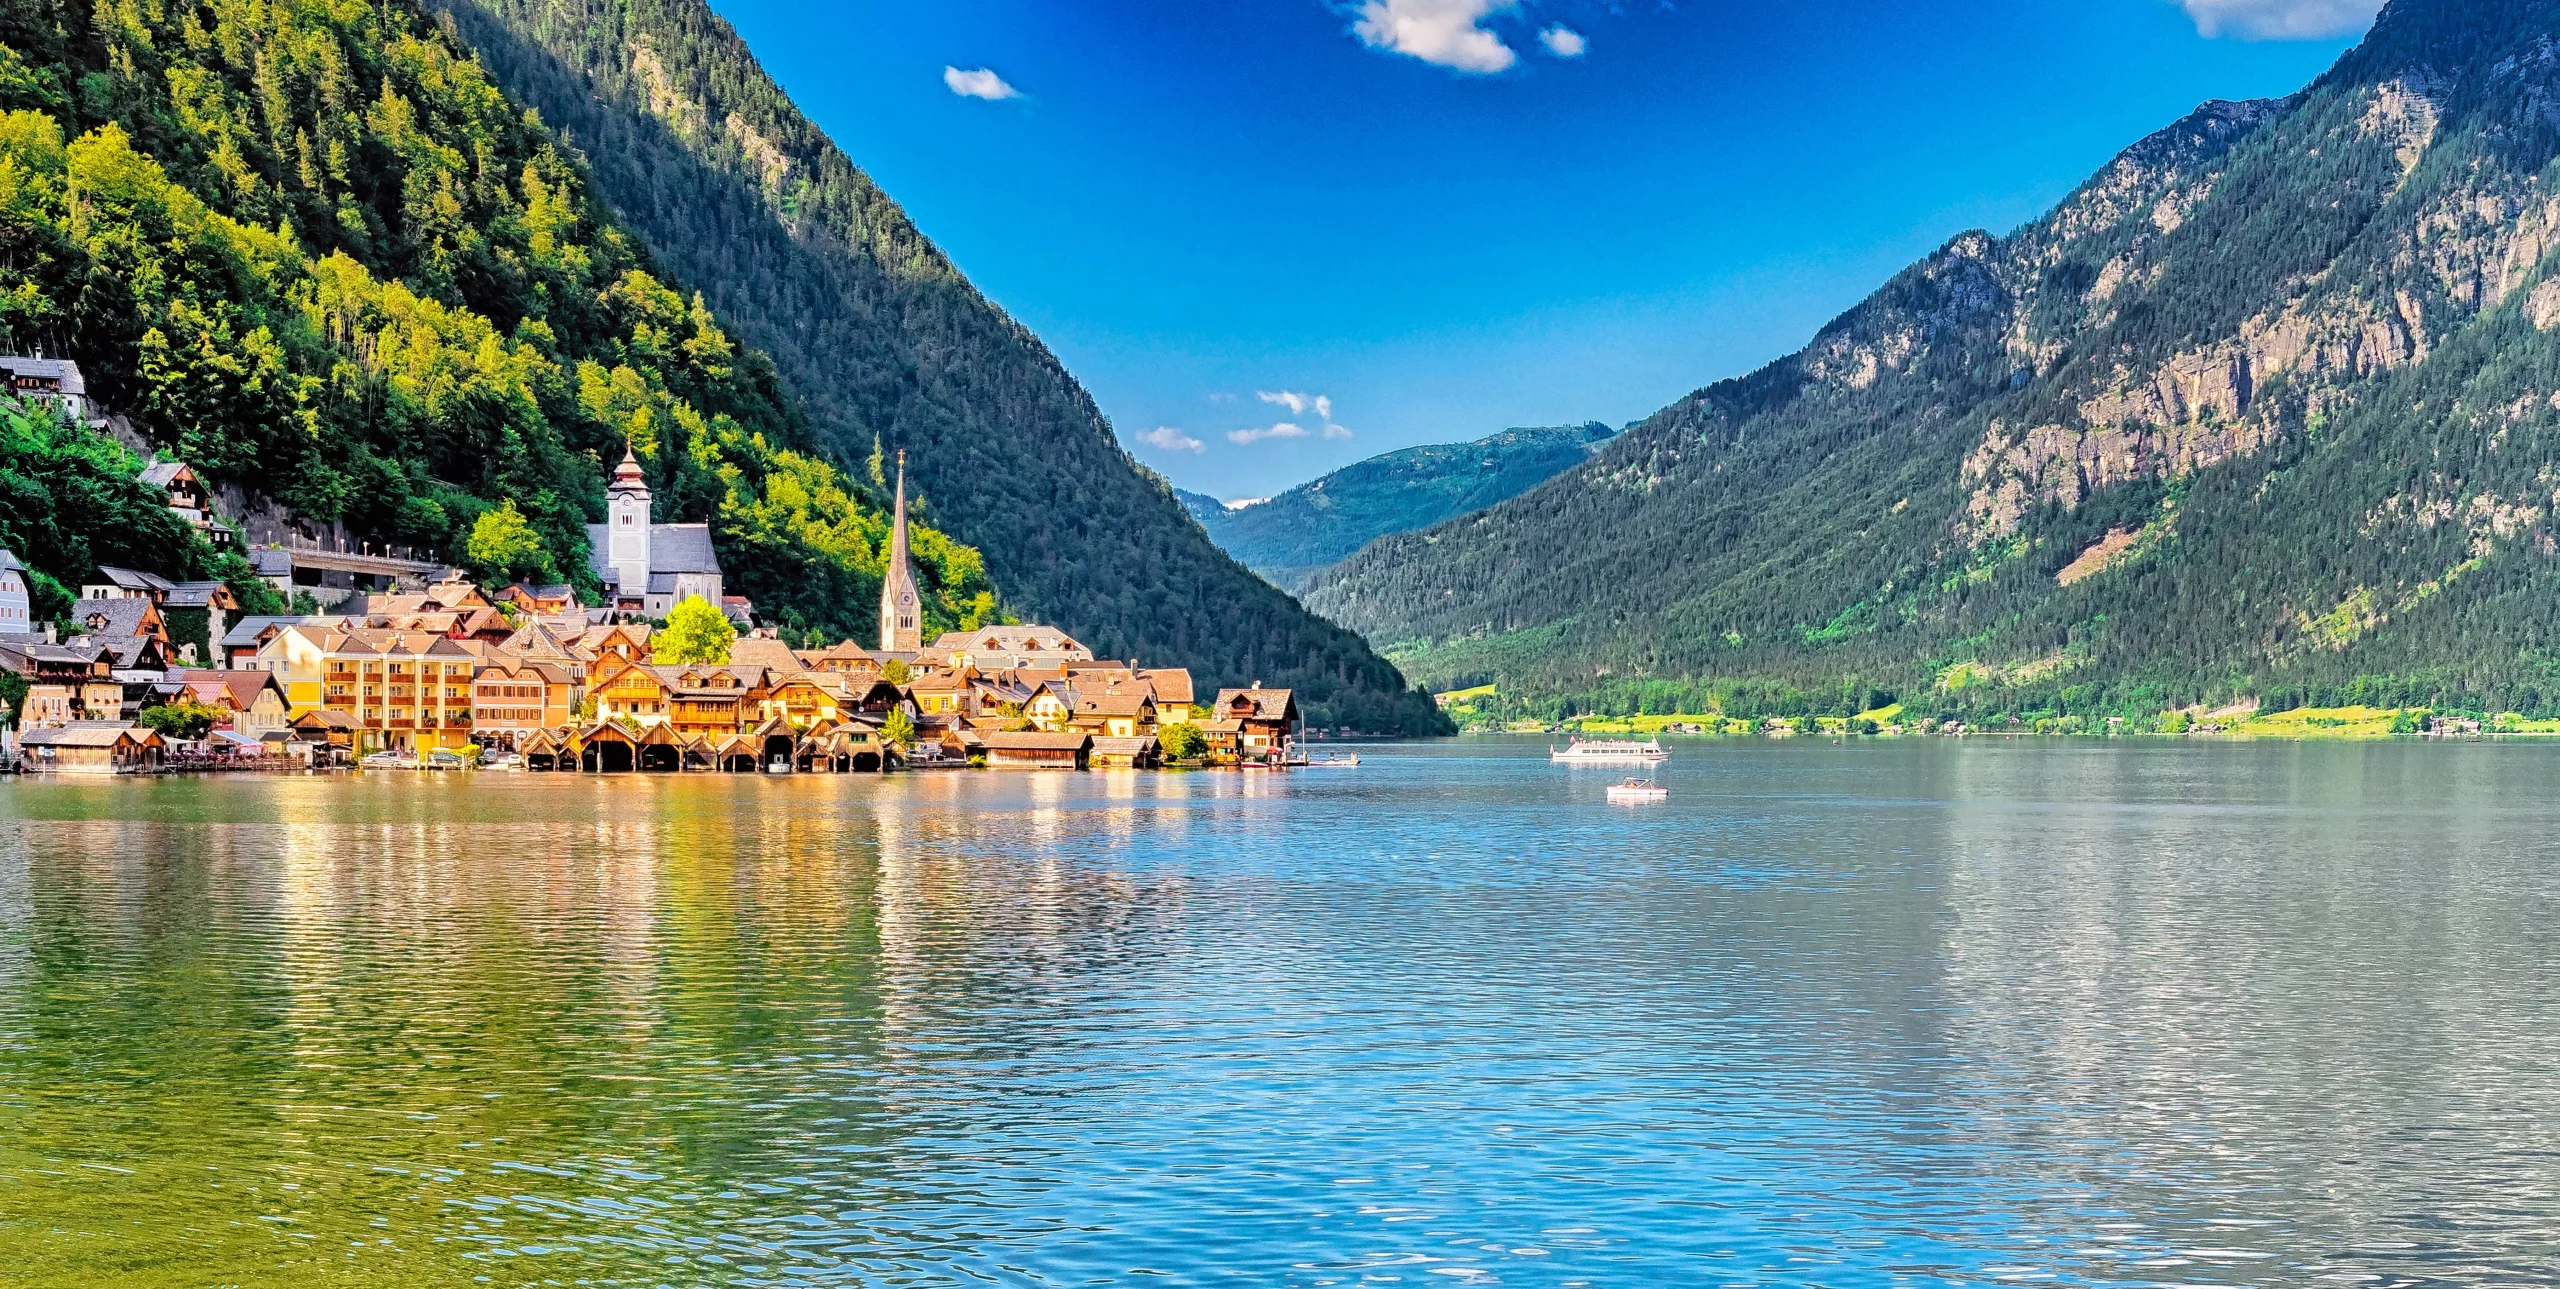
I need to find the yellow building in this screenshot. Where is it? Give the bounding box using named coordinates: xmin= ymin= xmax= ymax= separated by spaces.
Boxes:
xmin=314 ymin=629 xmax=489 ymax=754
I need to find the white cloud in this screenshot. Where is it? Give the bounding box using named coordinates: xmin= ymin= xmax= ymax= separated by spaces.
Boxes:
xmin=1257 ymin=390 xmax=1333 ymax=419
xmin=2177 ymin=0 xmax=2380 ymax=39
xmin=1228 ymin=422 xmax=1310 ymax=445
xmin=1351 ymin=0 xmax=1518 ymax=73
xmin=1223 ymin=497 xmax=1269 ymax=511
xmin=943 ymin=66 xmax=1022 ymax=100
xmin=1136 ymin=426 xmax=1203 ymax=453
xmin=1538 ymin=25 xmax=1586 ymax=57
xmin=1323 ymin=423 xmax=1353 ymax=439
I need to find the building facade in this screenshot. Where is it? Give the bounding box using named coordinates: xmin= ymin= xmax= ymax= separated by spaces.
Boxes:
xmin=587 ymin=448 xmax=723 ymax=617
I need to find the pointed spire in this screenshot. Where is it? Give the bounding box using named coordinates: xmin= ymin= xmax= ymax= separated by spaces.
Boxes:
xmin=890 ymin=449 xmax=909 ymax=565
xmin=879 ymin=449 xmax=921 ymax=653
xmin=609 ymin=444 xmax=649 ymax=497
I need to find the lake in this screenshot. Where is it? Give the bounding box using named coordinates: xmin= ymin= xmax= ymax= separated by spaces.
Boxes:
xmin=3 ymin=739 xmax=2558 ymax=1286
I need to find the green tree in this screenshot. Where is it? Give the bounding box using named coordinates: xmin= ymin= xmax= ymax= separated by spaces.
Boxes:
xmin=881 ymin=707 xmax=915 ymax=750
xmin=137 ymin=698 xmax=224 ymax=741
xmin=0 ymin=670 xmax=27 ymax=728
xmin=654 ymin=595 xmax=735 ymax=664
xmin=465 ymin=500 xmax=552 ymax=585
xmin=881 ymin=657 xmax=912 ymax=685
xmin=1158 ymin=720 xmax=1207 ymax=761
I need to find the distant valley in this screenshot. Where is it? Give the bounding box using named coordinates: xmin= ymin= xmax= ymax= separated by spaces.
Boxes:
xmin=1180 ymin=423 xmax=1615 ymax=591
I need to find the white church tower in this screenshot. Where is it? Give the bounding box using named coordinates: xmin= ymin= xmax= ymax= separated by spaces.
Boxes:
xmin=878 ymin=451 xmax=921 ymax=653
xmin=607 ymin=446 xmax=652 ymax=603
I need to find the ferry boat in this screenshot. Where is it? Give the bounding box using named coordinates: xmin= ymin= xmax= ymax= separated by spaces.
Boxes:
xmin=1606 ymin=778 xmax=1669 ymax=805
xmin=1549 ymin=737 xmax=1669 ymax=765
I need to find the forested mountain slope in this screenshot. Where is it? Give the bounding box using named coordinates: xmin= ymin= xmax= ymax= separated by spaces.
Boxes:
xmin=435 ymin=0 xmax=1447 ymax=734
xmin=1305 ymin=0 xmax=2560 ymax=722
xmin=1189 ymin=423 xmax=1616 ymax=590
xmin=0 ymin=0 xmax=989 ymax=644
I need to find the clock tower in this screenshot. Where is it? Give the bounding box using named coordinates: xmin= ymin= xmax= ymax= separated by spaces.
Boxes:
xmin=878 ymin=451 xmax=922 ymax=652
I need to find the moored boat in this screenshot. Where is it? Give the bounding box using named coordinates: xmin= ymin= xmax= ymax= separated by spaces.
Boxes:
xmin=1551 ymin=737 xmax=1668 ymax=765
xmin=1606 ymin=777 xmax=1669 ymax=804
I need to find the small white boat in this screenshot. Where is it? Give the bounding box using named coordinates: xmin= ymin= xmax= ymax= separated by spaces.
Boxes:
xmin=1551 ymin=737 xmax=1668 ymax=765
xmin=359 ymin=751 xmax=417 ymax=770
xmin=1304 ymin=753 xmax=1361 ymax=767
xmin=1606 ymin=777 xmax=1669 ymax=805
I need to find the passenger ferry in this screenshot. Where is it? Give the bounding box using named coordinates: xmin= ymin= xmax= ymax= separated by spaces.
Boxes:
xmin=1549 ymin=737 xmax=1669 ymax=765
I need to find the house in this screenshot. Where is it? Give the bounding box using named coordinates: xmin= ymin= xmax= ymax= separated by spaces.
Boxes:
xmin=70 ymin=596 xmax=170 ymax=669
xmin=499 ymin=618 xmax=588 ymax=677
xmin=586 ymin=447 xmax=724 ymax=616
xmin=907 ymin=669 xmax=966 ymax=714
xmin=763 ymin=673 xmax=849 ymax=728
xmin=575 ymin=622 xmax=652 ymax=666
xmin=1090 ymin=735 xmax=1161 ymax=769
xmin=807 ymin=640 xmax=880 ymax=677
xmin=0 ymin=355 xmax=92 ymax=421
xmin=173 ymin=670 xmax=291 ymax=739
xmin=726 ymin=635 xmax=808 ymax=677
xmin=933 ymin=624 xmax=1095 ymax=672
xmin=313 ymin=629 xmax=489 ymax=753
xmin=7 ymin=642 xmax=118 ymax=727
xmin=651 ymin=664 xmax=770 ymax=738
xmin=83 ymin=566 xmax=174 ymax=603
xmin=470 ymin=661 xmax=577 ymax=743
xmin=136 ymin=459 xmax=230 ymax=547
xmin=1214 ymin=686 xmax=1299 ymax=753
xmin=497 ymin=582 xmax=577 ymax=615
xmin=161 ymin=580 xmax=241 ymax=664
xmin=0 ymin=548 xmax=30 ymax=634
xmin=588 ymin=655 xmax=673 ymax=728
xmin=980 ymin=730 xmax=1091 ymax=769
xmin=18 ymin=722 xmax=162 ymax=773
xmin=1071 ymin=689 xmax=1157 ymax=739
xmin=1023 ymin=681 xmax=1073 ymax=732
xmin=1139 ymin=668 xmax=1196 ymax=717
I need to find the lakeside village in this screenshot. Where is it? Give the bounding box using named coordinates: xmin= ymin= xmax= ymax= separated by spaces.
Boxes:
xmin=0 ymin=366 xmax=1303 ymax=777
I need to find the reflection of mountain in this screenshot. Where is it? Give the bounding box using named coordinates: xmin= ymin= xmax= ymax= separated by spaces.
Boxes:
xmin=1922 ymin=744 xmax=2560 ymax=1279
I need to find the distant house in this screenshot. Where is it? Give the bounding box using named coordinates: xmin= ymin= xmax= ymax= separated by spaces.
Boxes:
xmin=0 ymin=548 xmax=30 ymax=634
xmin=19 ymin=722 xmax=163 ymax=773
xmin=83 ymin=566 xmax=174 ymax=603
xmin=173 ymin=670 xmax=291 ymax=739
xmin=497 ymin=582 xmax=577 ymax=615
xmin=471 ymin=661 xmax=577 ymax=742
xmin=137 ymin=459 xmax=230 ymax=547
xmin=934 ymin=624 xmax=1095 ymax=672
xmin=1212 ymin=685 xmax=1300 ymax=758
xmin=586 ymin=448 xmax=723 ymax=617
xmin=1089 ymin=735 xmax=1161 ymax=769
xmin=0 ymin=355 xmax=92 ymax=422
xmin=981 ymin=730 xmax=1091 ymax=769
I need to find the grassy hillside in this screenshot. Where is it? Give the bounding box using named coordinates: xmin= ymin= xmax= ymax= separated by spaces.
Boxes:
xmin=434 ymin=0 xmax=1449 ymax=734
xmin=1304 ymin=0 xmax=2560 ymax=725
xmin=1188 ymin=423 xmax=1615 ymax=590
xmin=0 ymin=0 xmax=987 ymax=644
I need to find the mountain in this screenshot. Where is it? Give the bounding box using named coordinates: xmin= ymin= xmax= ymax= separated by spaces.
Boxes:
xmin=1176 ymin=488 xmax=1233 ymax=530
xmin=0 ymin=0 xmax=991 ymax=646
xmin=1304 ymin=0 xmax=2560 ymax=723
xmin=432 ymin=0 xmax=1448 ymax=735
xmin=1186 ymin=423 xmax=1617 ymax=590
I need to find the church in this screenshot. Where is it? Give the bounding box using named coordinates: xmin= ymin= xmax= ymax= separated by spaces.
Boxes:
xmin=587 ymin=448 xmax=725 ymax=618
xmin=878 ymin=452 xmax=922 ymax=653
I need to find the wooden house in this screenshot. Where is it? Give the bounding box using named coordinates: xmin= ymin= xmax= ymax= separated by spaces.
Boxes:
xmin=981 ymin=730 xmax=1091 ymax=769
xmin=1213 ymin=686 xmax=1300 ymax=757
xmin=19 ymin=723 xmax=164 ymax=773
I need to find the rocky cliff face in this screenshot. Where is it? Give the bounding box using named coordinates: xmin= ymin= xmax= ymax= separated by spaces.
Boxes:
xmin=1304 ymin=0 xmax=2560 ymax=715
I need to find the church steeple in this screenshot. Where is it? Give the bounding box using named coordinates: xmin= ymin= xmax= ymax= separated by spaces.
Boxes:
xmin=606 ymin=444 xmax=652 ymax=603
xmin=878 ymin=450 xmax=921 ymax=652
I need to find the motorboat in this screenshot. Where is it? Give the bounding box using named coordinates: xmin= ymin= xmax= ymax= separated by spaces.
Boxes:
xmin=1551 ymin=737 xmax=1669 ymax=765
xmin=1606 ymin=777 xmax=1669 ymax=805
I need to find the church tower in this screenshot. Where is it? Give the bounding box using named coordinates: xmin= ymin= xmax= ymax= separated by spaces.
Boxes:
xmin=878 ymin=451 xmax=922 ymax=652
xmin=607 ymin=446 xmax=652 ymax=602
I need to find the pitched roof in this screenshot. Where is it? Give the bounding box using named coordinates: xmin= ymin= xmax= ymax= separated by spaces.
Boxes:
xmin=164 ymin=581 xmax=234 ymax=609
xmin=583 ymin=522 xmax=722 ymax=585
xmin=727 ymin=636 xmax=806 ymax=676
xmin=1215 ymin=687 xmax=1298 ymax=721
xmin=0 ymin=355 xmax=85 ymax=393
xmin=23 ymin=724 xmax=159 ymax=748
xmin=95 ymin=566 xmax=174 ymax=594
xmin=0 ymin=547 xmax=22 ymax=573
xmin=1139 ymin=668 xmax=1196 ymax=706
xmin=177 ymin=670 xmax=281 ymax=711
xmin=219 ymin=616 xmax=309 ymax=649
xmin=1074 ymin=690 xmax=1155 ymax=718
xmin=980 ymin=730 xmax=1092 ymax=751
xmin=137 ymin=460 xmax=191 ymax=488
xmin=1091 ymin=736 xmax=1160 ymax=755
xmin=248 ymin=547 xmax=294 ymax=577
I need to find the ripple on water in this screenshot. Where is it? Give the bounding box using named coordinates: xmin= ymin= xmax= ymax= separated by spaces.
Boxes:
xmin=1 ymin=739 xmax=2558 ymax=1286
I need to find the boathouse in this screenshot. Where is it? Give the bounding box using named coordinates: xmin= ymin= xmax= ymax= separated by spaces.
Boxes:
xmin=982 ymin=730 xmax=1091 ymax=769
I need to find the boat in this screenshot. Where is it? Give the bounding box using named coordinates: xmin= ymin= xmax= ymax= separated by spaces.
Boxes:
xmin=358 ymin=752 xmax=417 ymax=770
xmin=1550 ymin=737 xmax=1668 ymax=765
xmin=1304 ymin=753 xmax=1361 ymax=767
xmin=1606 ymin=777 xmax=1669 ymax=805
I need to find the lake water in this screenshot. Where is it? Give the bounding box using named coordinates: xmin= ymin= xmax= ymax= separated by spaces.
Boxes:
xmin=3 ymin=739 xmax=2558 ymax=1287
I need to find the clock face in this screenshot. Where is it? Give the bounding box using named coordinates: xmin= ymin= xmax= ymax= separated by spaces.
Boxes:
xmin=900 ymin=592 xmax=914 ymax=606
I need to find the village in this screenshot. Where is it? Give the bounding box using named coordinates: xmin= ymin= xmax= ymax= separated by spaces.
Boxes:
xmin=0 ymin=360 xmax=1303 ymax=776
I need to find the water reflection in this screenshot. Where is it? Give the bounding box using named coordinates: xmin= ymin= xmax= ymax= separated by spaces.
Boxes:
xmin=1 ymin=744 xmax=2557 ymax=1285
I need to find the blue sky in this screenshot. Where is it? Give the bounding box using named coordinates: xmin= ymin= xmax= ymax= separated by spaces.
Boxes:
xmin=706 ymin=0 xmax=2376 ymax=499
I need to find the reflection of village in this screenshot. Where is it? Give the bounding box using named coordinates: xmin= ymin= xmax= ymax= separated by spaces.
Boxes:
xmin=0 ymin=427 xmax=1306 ymax=775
